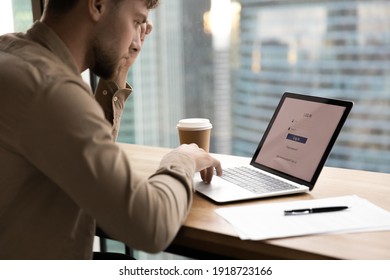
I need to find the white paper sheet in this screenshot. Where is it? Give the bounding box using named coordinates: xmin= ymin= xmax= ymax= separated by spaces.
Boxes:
xmin=215 ymin=195 xmax=390 ymax=240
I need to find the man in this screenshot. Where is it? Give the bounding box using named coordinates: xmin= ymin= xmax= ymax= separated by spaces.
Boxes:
xmin=0 ymin=0 xmax=222 ymax=259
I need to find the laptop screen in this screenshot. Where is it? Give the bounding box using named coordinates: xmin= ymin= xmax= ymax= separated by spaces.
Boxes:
xmin=251 ymin=92 xmax=353 ymax=188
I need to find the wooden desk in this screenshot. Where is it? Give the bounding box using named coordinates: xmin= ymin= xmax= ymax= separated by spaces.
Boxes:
xmin=118 ymin=142 xmax=390 ymax=259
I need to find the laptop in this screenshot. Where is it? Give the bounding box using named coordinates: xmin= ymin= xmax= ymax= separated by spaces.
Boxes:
xmin=195 ymin=92 xmax=353 ymax=203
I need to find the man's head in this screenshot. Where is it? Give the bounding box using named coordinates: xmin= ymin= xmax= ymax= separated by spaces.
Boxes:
xmin=42 ymin=0 xmax=159 ymax=78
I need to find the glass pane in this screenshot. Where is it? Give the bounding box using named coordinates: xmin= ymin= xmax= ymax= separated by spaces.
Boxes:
xmin=117 ymin=0 xmax=390 ymax=174
xmin=0 ymin=0 xmax=33 ymax=35
xmin=233 ymin=0 xmax=390 ymax=173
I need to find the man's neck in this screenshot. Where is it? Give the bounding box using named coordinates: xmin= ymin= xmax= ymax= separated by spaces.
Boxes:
xmin=41 ymin=14 xmax=91 ymax=74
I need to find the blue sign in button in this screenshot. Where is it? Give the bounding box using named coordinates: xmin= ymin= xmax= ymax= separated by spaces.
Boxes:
xmin=286 ymin=133 xmax=308 ymax=144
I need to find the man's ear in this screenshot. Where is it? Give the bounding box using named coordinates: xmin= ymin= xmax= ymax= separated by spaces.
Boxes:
xmin=88 ymin=0 xmax=107 ymax=22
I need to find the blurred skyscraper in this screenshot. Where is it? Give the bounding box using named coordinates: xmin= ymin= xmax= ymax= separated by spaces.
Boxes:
xmin=233 ymin=0 xmax=390 ymax=172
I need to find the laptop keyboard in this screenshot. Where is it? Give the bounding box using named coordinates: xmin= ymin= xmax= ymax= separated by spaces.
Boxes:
xmin=221 ymin=166 xmax=298 ymax=194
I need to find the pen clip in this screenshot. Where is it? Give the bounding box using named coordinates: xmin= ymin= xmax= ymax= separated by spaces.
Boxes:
xmin=284 ymin=209 xmax=311 ymax=215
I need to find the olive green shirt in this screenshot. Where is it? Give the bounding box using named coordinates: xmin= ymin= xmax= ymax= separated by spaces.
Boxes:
xmin=0 ymin=22 xmax=195 ymax=259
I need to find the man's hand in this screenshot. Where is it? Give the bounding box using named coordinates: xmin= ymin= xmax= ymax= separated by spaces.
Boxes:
xmin=111 ymin=21 xmax=153 ymax=89
xmin=173 ymin=144 xmax=223 ymax=183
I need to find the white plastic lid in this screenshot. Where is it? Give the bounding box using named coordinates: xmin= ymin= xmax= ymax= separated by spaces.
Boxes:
xmin=176 ymin=118 xmax=212 ymax=131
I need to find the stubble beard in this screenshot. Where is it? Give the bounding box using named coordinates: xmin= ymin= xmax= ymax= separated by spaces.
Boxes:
xmin=90 ymin=39 xmax=118 ymax=80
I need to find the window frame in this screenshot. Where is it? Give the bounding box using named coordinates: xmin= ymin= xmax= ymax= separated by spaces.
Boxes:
xmin=31 ymin=0 xmax=44 ymax=21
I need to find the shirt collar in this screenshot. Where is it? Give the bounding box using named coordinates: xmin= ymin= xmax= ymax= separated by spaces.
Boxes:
xmin=26 ymin=21 xmax=80 ymax=76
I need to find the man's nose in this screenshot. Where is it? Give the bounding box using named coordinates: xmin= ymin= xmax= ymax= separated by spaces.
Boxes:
xmin=130 ymin=33 xmax=141 ymax=53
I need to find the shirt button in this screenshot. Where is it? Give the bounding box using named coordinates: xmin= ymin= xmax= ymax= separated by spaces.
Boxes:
xmin=102 ymin=90 xmax=108 ymax=95
xmin=113 ymin=96 xmax=118 ymax=102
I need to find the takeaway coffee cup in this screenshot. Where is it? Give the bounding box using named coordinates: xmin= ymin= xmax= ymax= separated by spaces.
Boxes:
xmin=177 ymin=118 xmax=212 ymax=152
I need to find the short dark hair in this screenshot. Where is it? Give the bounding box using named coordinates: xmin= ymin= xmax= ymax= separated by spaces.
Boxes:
xmin=44 ymin=0 xmax=78 ymax=14
xmin=45 ymin=0 xmax=160 ymax=15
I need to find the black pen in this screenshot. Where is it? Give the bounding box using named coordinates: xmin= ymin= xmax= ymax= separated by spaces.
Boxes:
xmin=284 ymin=206 xmax=348 ymax=216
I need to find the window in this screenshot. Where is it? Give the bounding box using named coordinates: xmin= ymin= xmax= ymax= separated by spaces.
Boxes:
xmin=119 ymin=0 xmax=390 ymax=173
xmin=0 ymin=0 xmax=33 ymax=35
